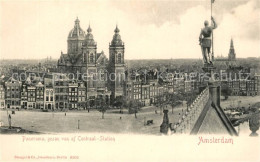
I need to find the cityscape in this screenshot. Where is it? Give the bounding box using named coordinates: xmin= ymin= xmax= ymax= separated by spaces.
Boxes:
xmin=0 ymin=17 xmax=259 ymax=136
xmin=0 ymin=0 xmax=259 ymax=137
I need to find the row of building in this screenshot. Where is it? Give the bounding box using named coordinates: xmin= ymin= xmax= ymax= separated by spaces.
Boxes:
xmin=0 ymin=71 xmax=260 ymax=110
xmin=0 ymin=76 xmax=105 ymax=110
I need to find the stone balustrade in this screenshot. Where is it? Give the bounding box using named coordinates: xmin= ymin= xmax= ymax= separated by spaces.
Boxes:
xmin=172 ymin=87 xmax=210 ymax=134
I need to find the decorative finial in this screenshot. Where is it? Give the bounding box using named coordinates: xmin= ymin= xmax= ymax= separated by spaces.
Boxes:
xmin=75 ymin=17 xmax=80 ymax=25
xmin=87 ymin=23 xmax=92 ymax=33
xmin=114 ymin=24 xmax=120 ymax=33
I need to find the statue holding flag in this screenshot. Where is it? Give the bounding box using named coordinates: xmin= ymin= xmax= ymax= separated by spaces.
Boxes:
xmin=199 ymin=0 xmax=217 ymax=65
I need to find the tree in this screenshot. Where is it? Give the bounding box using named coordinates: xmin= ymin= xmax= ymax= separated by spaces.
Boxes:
xmin=154 ymin=95 xmax=160 ymax=114
xmin=221 ymin=86 xmax=232 ymax=100
xmin=156 ymin=94 xmax=165 ymax=115
xmin=128 ymin=100 xmax=141 ymax=118
xmin=168 ymin=93 xmax=183 ymax=114
xmin=98 ymin=96 xmax=109 ymax=119
xmin=113 ymin=96 xmax=125 ymax=113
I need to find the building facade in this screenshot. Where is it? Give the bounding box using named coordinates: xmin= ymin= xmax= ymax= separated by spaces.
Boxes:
xmin=27 ymin=85 xmax=36 ymax=109
xmin=21 ymin=85 xmax=28 ymax=109
xmin=5 ymin=79 xmax=21 ymax=109
xmin=78 ymin=82 xmax=86 ymax=109
xmin=36 ymin=82 xmax=44 ymax=109
xmin=255 ymin=74 xmax=260 ymax=95
xmin=44 ymin=84 xmax=55 ymax=110
xmin=0 ymin=85 xmax=5 ymax=109
xmin=68 ymin=81 xmax=78 ymax=109
xmin=54 ymin=75 xmax=69 ymax=110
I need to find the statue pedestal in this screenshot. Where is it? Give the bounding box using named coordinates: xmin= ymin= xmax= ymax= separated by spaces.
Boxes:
xmin=250 ymin=132 xmax=259 ymax=137
xmin=202 ymin=63 xmax=216 ymax=73
xmin=208 ymin=79 xmax=221 ymax=107
xmin=202 ymin=63 xmax=221 ymax=107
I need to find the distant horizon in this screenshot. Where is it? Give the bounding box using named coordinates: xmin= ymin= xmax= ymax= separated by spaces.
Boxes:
xmin=0 ymin=56 xmax=259 ymax=61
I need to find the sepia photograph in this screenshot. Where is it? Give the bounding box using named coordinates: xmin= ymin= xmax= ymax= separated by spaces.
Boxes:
xmin=0 ymin=0 xmax=260 ymax=161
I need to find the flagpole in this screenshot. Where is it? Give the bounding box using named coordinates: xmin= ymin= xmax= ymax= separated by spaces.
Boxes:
xmin=211 ymin=0 xmax=214 ymax=62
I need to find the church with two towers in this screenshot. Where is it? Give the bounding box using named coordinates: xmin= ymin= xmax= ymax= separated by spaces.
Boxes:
xmin=57 ymin=17 xmax=126 ymax=106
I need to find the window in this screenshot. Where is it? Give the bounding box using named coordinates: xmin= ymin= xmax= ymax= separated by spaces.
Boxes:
xmin=117 ymin=53 xmax=122 ymax=63
xmin=46 ymin=96 xmax=49 ymax=101
xmin=90 ymin=53 xmax=94 ymax=63
xmin=83 ymin=53 xmax=86 ymax=62
xmin=50 ymin=97 xmax=53 ymax=101
xmin=101 ymin=58 xmax=104 ymax=65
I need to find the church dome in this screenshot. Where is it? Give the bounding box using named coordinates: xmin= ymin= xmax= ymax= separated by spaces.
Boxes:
xmin=85 ymin=25 xmax=96 ymax=46
xmin=111 ymin=25 xmax=123 ymax=46
xmin=68 ymin=17 xmax=86 ymax=40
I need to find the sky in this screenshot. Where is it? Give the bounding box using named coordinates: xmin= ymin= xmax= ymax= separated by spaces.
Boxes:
xmin=0 ymin=0 xmax=259 ymax=60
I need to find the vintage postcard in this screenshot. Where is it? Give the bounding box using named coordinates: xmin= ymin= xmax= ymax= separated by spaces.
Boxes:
xmin=0 ymin=0 xmax=260 ymax=161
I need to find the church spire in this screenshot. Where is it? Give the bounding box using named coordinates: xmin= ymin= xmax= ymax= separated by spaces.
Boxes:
xmin=114 ymin=24 xmax=120 ymax=33
xmin=111 ymin=25 xmax=123 ymax=46
xmin=228 ymin=38 xmax=236 ymax=61
xmin=85 ymin=23 xmax=96 ymax=46
xmin=87 ymin=24 xmax=92 ymax=33
xmin=230 ymin=38 xmax=234 ymax=49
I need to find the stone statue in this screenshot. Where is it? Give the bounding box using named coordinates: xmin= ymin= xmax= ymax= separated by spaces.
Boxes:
xmin=199 ymin=16 xmax=217 ymax=65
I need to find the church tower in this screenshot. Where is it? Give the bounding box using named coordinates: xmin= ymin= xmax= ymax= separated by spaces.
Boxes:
xmin=82 ymin=25 xmax=98 ymax=90
xmin=228 ymin=38 xmax=236 ymax=61
xmin=67 ymin=17 xmax=86 ymax=55
xmin=82 ymin=25 xmax=97 ymax=66
xmin=109 ymin=25 xmax=126 ymax=100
